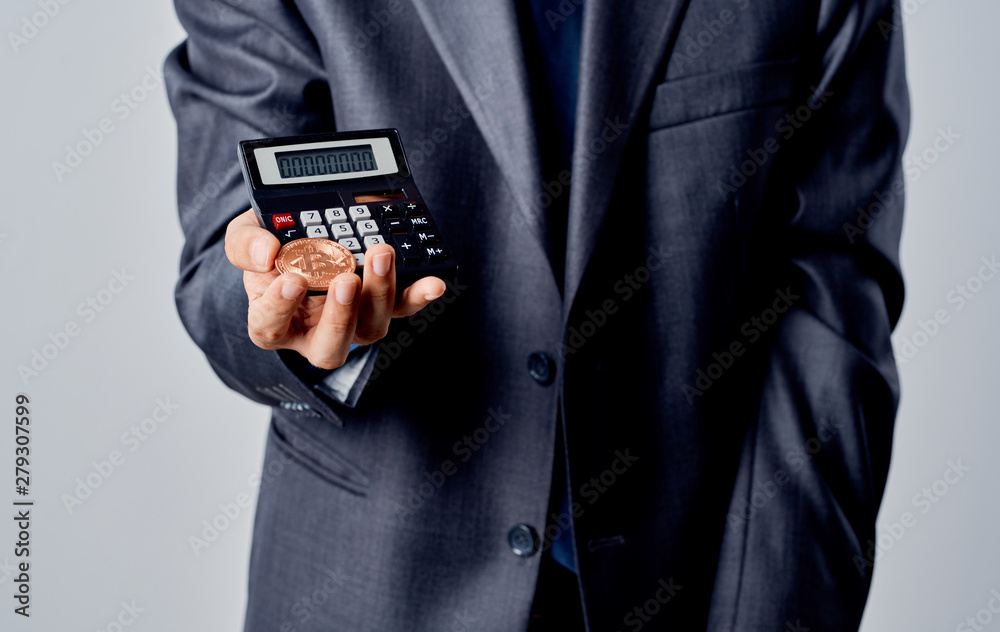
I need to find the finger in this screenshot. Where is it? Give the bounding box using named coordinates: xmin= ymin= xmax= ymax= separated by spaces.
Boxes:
xmin=246 ymin=273 xmax=309 ymax=350
xmin=355 ymin=244 xmax=396 ymax=344
xmin=304 ymin=272 xmax=361 ymax=369
xmin=392 ymin=276 xmax=447 ymax=318
xmin=225 ymin=208 xmax=280 ymax=273
xmin=243 ymin=268 xmax=280 ymax=302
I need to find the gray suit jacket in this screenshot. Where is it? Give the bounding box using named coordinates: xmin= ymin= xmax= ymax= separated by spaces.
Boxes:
xmin=165 ymin=0 xmax=909 ymax=630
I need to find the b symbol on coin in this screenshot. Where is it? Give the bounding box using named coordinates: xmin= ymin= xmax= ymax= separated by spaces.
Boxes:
xmin=275 ymin=238 xmax=356 ymax=291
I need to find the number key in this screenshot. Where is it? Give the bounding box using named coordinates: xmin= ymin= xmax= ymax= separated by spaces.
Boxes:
xmin=299 ymin=210 xmax=322 ymax=226
xmin=339 ymin=238 xmax=361 ymax=253
xmin=331 ymin=222 xmax=354 ymax=238
xmin=349 ymin=205 xmax=372 ymax=221
xmin=356 ymin=220 xmax=380 ymax=237
xmin=325 ymin=207 xmax=347 ymax=223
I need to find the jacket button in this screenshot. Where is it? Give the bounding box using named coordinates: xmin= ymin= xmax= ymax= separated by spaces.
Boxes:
xmin=507 ymin=524 xmax=540 ymax=557
xmin=527 ymin=352 xmax=554 ymax=385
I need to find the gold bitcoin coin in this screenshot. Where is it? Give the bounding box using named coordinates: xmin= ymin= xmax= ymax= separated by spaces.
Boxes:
xmin=274 ymin=238 xmax=356 ymax=291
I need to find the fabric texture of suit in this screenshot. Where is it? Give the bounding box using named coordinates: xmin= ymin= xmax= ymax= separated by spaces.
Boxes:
xmin=164 ymin=0 xmax=909 ymax=630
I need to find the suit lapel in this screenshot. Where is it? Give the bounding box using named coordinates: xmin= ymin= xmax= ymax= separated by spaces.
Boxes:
xmin=563 ymin=0 xmax=691 ymax=315
xmin=408 ymin=0 xmax=548 ymax=249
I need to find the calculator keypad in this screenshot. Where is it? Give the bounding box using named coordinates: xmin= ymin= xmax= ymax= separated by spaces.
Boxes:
xmin=263 ymin=202 xmax=451 ymax=271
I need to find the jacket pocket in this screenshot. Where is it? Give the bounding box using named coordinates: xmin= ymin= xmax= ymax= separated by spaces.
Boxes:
xmin=268 ymin=411 xmax=370 ymax=496
xmin=649 ymin=58 xmax=798 ymax=131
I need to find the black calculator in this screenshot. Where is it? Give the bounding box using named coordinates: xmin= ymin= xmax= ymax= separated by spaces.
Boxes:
xmin=238 ymin=129 xmax=457 ymax=291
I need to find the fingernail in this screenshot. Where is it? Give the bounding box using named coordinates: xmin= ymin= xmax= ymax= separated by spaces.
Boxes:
xmin=424 ymin=281 xmax=446 ymax=302
xmin=251 ymin=237 xmax=269 ymax=268
xmin=372 ymin=252 xmax=392 ymax=277
xmin=335 ymin=280 xmax=356 ymax=305
xmin=281 ymin=280 xmax=304 ymax=300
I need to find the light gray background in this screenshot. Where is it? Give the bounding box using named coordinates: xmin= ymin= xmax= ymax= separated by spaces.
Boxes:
xmin=0 ymin=1 xmax=995 ymax=629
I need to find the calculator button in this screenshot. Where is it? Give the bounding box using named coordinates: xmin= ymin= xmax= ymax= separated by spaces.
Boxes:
xmin=384 ymin=218 xmax=409 ymax=234
xmin=377 ymin=203 xmax=399 ymax=218
xmin=415 ymin=231 xmax=438 ymax=244
xmin=299 ymin=210 xmax=322 ymax=226
xmin=306 ymin=225 xmax=329 ymax=238
xmin=272 ymin=213 xmax=295 ymax=230
xmin=331 ymin=222 xmax=354 ymax=238
xmin=338 ymin=238 xmax=362 ymax=253
xmin=278 ymin=228 xmax=301 ymax=241
xmin=349 ymin=205 xmax=372 ymax=221
xmin=363 ymin=235 xmax=386 ymax=249
xmin=353 ymin=253 xmax=365 ymax=267
xmin=325 ymin=207 xmax=347 ymax=223
xmin=402 ymin=203 xmax=423 ymax=216
xmin=425 ymin=246 xmax=448 ymax=263
xmin=356 ymin=220 xmax=380 ymax=237
xmin=393 ymin=236 xmax=422 ymax=264
xmin=408 ymin=215 xmax=433 ymax=229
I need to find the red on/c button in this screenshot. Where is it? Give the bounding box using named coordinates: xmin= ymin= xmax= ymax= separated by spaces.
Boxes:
xmin=272 ymin=213 xmax=295 ymax=230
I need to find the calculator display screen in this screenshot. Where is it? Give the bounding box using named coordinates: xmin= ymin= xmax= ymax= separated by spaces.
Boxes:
xmin=275 ymin=145 xmax=377 ymax=179
xmin=253 ymin=135 xmax=399 ymax=186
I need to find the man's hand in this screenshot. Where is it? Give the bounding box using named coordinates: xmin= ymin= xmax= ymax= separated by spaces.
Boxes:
xmin=224 ymin=209 xmax=446 ymax=370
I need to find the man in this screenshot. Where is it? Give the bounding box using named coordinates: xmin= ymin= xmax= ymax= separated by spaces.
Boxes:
xmin=164 ymin=0 xmax=909 ymax=630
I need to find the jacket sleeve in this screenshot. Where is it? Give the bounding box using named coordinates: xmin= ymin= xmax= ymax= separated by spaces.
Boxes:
xmin=708 ymin=1 xmax=909 ymax=629
xmin=163 ymin=0 xmax=355 ymax=425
